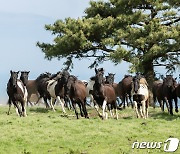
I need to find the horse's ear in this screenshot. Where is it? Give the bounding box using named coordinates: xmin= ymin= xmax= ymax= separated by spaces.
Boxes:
xmin=17 ymin=71 xmax=20 ymax=74
xmin=175 ymin=77 xmax=177 ymax=80
xmin=10 ymin=70 xmax=12 ymax=74
xmin=28 ymin=71 xmax=30 ymax=74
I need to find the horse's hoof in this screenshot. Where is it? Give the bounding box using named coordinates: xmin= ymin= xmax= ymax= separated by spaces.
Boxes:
xmin=175 ymin=108 xmax=179 ymax=113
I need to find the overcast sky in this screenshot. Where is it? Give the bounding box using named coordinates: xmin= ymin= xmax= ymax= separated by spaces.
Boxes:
xmin=0 ymin=0 xmax=179 ymax=102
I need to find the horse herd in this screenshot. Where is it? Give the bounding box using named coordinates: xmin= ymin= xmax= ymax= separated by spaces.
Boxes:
xmin=6 ymin=68 xmax=180 ymax=120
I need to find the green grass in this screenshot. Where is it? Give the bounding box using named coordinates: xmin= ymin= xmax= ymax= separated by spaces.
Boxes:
xmin=0 ymin=105 xmax=179 ymax=154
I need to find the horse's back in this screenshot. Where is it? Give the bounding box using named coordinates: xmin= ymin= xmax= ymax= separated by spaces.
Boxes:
xmin=26 ymin=80 xmax=37 ymax=93
xmin=121 ymin=76 xmax=132 ymax=93
xmin=73 ymin=81 xmax=87 ymax=99
xmin=104 ymin=84 xmax=116 ymax=102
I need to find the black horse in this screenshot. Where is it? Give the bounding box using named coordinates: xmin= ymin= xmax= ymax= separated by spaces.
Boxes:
xmin=162 ymin=75 xmax=178 ymax=115
xmin=35 ymin=72 xmax=52 ymax=108
xmin=7 ymin=71 xmax=28 ymax=117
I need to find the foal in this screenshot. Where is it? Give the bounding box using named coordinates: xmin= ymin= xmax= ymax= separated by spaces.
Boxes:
xmin=7 ymin=71 xmax=28 ymax=117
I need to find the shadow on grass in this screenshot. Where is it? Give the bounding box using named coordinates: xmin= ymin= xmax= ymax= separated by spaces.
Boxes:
xmin=150 ymin=110 xmax=180 ymax=121
xmin=29 ymin=107 xmax=49 ymax=113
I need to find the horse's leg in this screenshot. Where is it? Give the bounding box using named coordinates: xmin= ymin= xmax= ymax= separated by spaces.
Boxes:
xmin=20 ymin=99 xmax=27 ymax=117
xmin=56 ymin=96 xmax=66 ymax=113
xmin=72 ymin=102 xmax=79 ymax=119
xmin=134 ymin=101 xmax=140 ymax=118
xmin=49 ymin=97 xmax=55 ymax=112
xmin=102 ymin=99 xmax=107 ymax=120
xmin=78 ymin=102 xmax=84 ymax=117
xmin=122 ymin=95 xmax=126 ymax=109
xmin=27 ymin=93 xmax=34 ymax=107
xmin=35 ymin=96 xmax=42 ymax=105
xmin=13 ymin=101 xmax=22 ymax=117
xmin=7 ymin=98 xmax=12 ymax=115
xmin=82 ymin=99 xmax=89 ymax=119
xmin=141 ymin=101 xmax=146 ymax=119
xmin=168 ymin=99 xmax=173 ymax=115
xmin=174 ymin=97 xmax=178 ymax=113
xmin=126 ymin=94 xmax=129 ymax=107
xmin=164 ymin=97 xmax=169 ymax=113
xmin=145 ymin=100 xmax=148 ymax=118
xmin=129 ymin=94 xmax=133 ymax=108
xmin=94 ymin=100 xmax=102 ymax=117
xmin=107 ymin=104 xmax=113 ymax=118
xmin=113 ymin=102 xmax=118 ymax=120
xmin=89 ymin=94 xmax=94 ymax=107
xmin=139 ymin=103 xmax=143 ymax=118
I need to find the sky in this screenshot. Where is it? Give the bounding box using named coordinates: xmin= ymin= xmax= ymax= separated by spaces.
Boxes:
xmin=0 ymin=0 xmax=179 ymax=103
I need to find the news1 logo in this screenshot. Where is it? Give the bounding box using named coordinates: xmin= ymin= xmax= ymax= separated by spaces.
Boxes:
xmin=132 ymin=138 xmax=179 ymax=152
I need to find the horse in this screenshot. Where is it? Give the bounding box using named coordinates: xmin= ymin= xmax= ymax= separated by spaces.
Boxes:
xmin=111 ymin=75 xmax=133 ymax=108
xmin=152 ymin=80 xmax=165 ymax=110
xmin=105 ymin=73 xmax=115 ymax=85
xmin=60 ymin=71 xmax=89 ymax=119
xmin=26 ymin=79 xmax=40 ymax=106
xmin=81 ymin=68 xmax=106 ymax=107
xmin=46 ymin=71 xmax=67 ymax=113
xmin=20 ymin=71 xmax=33 ymax=106
xmin=7 ymin=71 xmax=28 ymax=117
xmin=93 ymin=70 xmax=118 ymax=120
xmin=132 ymin=75 xmax=149 ymax=119
xmin=82 ymin=78 xmax=95 ymax=107
xmin=35 ymin=72 xmax=52 ymax=109
xmin=161 ymin=75 xmax=178 ymax=115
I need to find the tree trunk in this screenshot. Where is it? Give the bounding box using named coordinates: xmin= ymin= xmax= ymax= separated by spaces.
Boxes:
xmin=142 ymin=60 xmax=155 ymax=107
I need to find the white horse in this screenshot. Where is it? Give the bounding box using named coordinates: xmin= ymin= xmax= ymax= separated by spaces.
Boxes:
xmin=132 ymin=76 xmax=149 ymax=119
xmin=81 ymin=77 xmax=95 ymax=107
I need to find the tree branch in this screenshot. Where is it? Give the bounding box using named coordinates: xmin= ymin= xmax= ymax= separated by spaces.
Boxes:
xmin=163 ymin=17 xmax=180 ymax=26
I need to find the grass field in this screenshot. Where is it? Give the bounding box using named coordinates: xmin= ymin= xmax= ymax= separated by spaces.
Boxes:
xmin=0 ymin=105 xmax=179 ymax=154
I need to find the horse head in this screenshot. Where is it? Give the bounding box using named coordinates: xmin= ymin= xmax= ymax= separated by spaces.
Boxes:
xmin=95 ymin=67 xmax=105 ymax=75
xmin=163 ymin=75 xmax=177 ymax=92
xmin=105 ymin=73 xmax=115 ymax=84
xmin=132 ymin=76 xmax=140 ymax=94
xmin=20 ymin=71 xmax=30 ymax=86
xmin=95 ymin=72 xmax=104 ymax=86
xmin=10 ymin=70 xmax=19 ymax=88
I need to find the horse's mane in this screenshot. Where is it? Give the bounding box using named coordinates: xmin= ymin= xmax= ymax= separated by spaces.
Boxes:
xmin=69 ymin=75 xmax=78 ymax=81
xmin=124 ymin=75 xmax=132 ymax=78
xmin=90 ymin=76 xmax=96 ymax=81
xmin=49 ymin=71 xmax=62 ymax=80
xmin=36 ymin=72 xmax=51 ymax=81
xmin=139 ymin=78 xmax=148 ymax=86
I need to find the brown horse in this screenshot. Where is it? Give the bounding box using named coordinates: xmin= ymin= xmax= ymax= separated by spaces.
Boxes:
xmin=61 ymin=71 xmax=89 ymax=119
xmin=93 ymin=70 xmax=118 ymax=120
xmin=111 ymin=75 xmax=133 ymax=108
xmin=152 ymin=80 xmax=166 ymax=110
xmin=26 ymin=80 xmax=39 ymax=105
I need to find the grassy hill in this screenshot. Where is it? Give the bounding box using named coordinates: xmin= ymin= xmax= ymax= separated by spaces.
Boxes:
xmin=0 ymin=105 xmax=179 ymax=154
